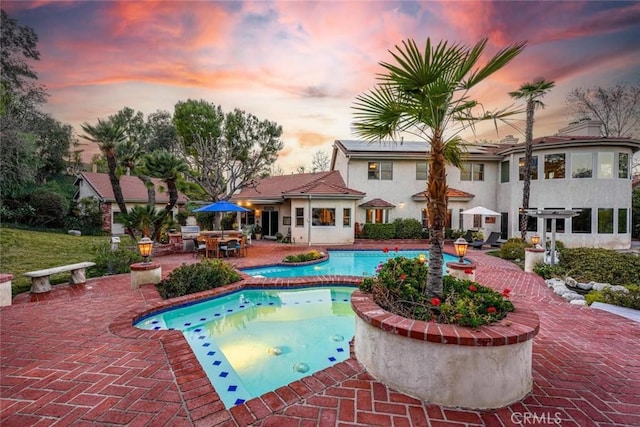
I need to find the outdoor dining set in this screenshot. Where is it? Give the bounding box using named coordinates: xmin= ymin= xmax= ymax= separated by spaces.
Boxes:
xmin=193 ymin=235 xmax=249 ymax=258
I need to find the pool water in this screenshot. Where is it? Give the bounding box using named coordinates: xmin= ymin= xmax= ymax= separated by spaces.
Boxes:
xmin=242 ymin=249 xmax=458 ymax=278
xmin=135 ymin=286 xmax=356 ymax=408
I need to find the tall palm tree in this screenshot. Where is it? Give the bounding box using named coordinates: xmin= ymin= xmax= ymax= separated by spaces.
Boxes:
xmin=142 ymin=151 xmax=188 ymax=240
xmin=80 ymin=119 xmax=128 ymax=217
xmin=352 ymin=38 xmax=525 ymax=297
xmin=509 ymin=79 xmax=555 ymax=240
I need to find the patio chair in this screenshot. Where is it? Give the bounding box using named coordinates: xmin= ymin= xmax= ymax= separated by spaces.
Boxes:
xmin=462 ymin=229 xmax=474 ymax=243
xmin=205 ymin=237 xmax=220 ymax=258
xmin=238 ymin=236 xmax=248 ymax=257
xmin=220 ymin=239 xmax=239 ymax=257
xmin=192 ymin=238 xmax=206 ymax=258
xmin=470 ymin=232 xmax=502 ymax=250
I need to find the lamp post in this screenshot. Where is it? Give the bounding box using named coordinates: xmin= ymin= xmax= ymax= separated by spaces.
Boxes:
xmin=453 ymin=237 xmax=468 ymax=263
xmin=137 ymin=237 xmax=153 ymax=264
xmin=531 ymin=234 xmax=540 ymax=249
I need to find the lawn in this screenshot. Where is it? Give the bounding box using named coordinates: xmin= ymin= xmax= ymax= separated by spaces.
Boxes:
xmin=0 ymin=228 xmax=114 ymax=295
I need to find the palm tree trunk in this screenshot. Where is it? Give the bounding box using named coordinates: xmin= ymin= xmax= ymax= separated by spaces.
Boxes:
xmin=426 ymin=135 xmax=447 ymax=297
xmin=151 ymin=179 xmax=179 ymax=241
xmin=520 ymin=100 xmax=535 ymax=240
xmin=105 ymin=151 xmax=134 ymax=239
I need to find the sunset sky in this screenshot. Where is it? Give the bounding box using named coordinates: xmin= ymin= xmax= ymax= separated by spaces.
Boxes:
xmin=4 ymin=1 xmax=640 ymax=172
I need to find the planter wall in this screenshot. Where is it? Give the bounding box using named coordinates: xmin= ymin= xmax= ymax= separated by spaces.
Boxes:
xmin=351 ymin=290 xmax=539 ymax=409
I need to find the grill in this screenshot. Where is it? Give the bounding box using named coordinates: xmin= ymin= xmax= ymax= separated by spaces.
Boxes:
xmin=181 ymin=226 xmax=201 ymax=252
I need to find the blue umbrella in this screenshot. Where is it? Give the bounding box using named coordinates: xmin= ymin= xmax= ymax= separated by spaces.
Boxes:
xmin=193 ymin=201 xmax=251 ymax=237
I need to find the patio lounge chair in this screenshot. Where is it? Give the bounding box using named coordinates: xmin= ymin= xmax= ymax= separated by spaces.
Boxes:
xmin=470 ymin=232 xmax=502 ymax=250
xmin=462 ymin=229 xmax=474 ymax=243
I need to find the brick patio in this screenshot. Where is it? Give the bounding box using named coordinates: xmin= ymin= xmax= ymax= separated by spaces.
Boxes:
xmin=2 ymin=240 xmax=639 ymax=426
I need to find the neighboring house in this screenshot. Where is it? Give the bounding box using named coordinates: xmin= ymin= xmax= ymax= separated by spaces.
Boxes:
xmin=330 ymin=120 xmax=640 ymax=249
xmin=74 ymin=172 xmax=189 ymax=235
xmin=231 ymin=171 xmax=364 ymax=245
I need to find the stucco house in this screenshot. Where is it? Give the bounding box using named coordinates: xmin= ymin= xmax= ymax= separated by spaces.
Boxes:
xmin=74 ymin=172 xmax=188 ymax=235
xmin=231 ymin=171 xmax=364 ymax=245
xmin=330 ymin=120 xmax=640 ymax=249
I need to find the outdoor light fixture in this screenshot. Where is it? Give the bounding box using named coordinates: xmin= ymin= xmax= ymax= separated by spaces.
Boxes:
xmin=453 ymin=237 xmax=468 ymax=263
xmin=137 ymin=237 xmax=153 ymax=264
xmin=418 ymin=253 xmax=427 ymax=265
xmin=531 ymin=234 xmax=540 ymax=248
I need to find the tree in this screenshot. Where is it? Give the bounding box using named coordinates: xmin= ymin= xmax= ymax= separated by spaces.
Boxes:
xmin=80 ymin=119 xmax=129 ymax=225
xmin=509 ymin=79 xmax=555 ymax=240
xmin=565 ymin=83 xmax=640 ymax=138
xmin=311 ymin=150 xmax=330 ymax=172
xmin=352 ymin=38 xmax=525 ymax=297
xmin=173 ymin=99 xmax=283 ymax=200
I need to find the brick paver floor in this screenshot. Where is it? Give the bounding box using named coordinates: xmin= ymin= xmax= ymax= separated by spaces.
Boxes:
xmin=2 ymin=240 xmax=639 ymax=426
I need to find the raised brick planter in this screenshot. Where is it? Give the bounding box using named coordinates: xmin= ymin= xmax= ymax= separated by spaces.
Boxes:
xmin=351 ymin=290 xmax=539 ymax=409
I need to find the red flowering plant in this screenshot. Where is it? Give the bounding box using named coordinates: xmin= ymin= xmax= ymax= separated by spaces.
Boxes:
xmin=360 ymin=253 xmax=514 ymax=328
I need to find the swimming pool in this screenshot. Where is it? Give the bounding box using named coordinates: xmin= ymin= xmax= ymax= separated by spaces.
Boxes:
xmin=242 ymin=249 xmax=459 ymax=278
xmin=135 ymin=286 xmax=355 ymax=409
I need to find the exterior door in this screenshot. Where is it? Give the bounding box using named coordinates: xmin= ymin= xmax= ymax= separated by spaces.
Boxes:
xmin=263 ymin=211 xmax=279 ymax=238
xmin=501 ymin=212 xmax=508 ymax=239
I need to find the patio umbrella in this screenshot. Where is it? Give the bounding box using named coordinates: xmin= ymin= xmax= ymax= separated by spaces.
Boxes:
xmin=460 ymin=206 xmax=501 ymax=216
xmin=193 ymin=200 xmax=251 ymax=237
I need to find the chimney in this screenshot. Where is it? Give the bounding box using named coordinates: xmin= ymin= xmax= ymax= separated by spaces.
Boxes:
xmin=558 ymin=118 xmax=603 ymax=137
xmin=500 ymin=135 xmax=519 ymax=144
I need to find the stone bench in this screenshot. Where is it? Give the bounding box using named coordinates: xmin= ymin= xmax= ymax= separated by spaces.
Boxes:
xmin=24 ymin=262 xmax=96 ymax=293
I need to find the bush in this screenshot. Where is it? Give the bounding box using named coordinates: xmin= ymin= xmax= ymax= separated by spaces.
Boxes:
xmin=284 ymin=250 xmax=324 ymax=263
xmin=499 ymin=238 xmax=529 ymax=260
xmin=533 ymin=263 xmax=564 ymax=279
xmin=65 ymin=197 xmax=104 ymax=235
xmin=392 ymin=218 xmax=423 ymax=239
xmin=362 ymin=223 xmax=396 ymax=239
xmin=360 ymin=255 xmax=514 ymax=328
xmin=91 ymin=240 xmax=142 ymax=276
xmin=586 ymin=285 xmax=640 ymax=310
xmin=28 ymin=189 xmax=70 ymax=227
xmin=559 ymin=248 xmax=640 ymax=285
xmin=156 ymin=259 xmax=242 ymax=299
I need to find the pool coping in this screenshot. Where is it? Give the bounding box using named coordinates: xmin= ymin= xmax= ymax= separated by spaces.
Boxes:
xmin=109 ymin=276 xmax=363 ymax=426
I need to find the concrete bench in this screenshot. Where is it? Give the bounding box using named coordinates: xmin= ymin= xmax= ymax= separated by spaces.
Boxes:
xmin=24 ymin=262 xmax=96 ymax=293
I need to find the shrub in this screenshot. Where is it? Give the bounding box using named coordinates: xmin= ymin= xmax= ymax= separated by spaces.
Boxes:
xmin=585 ymin=285 xmax=640 ymax=310
xmin=499 ymin=238 xmax=529 ymax=260
xmin=558 ymin=248 xmax=640 ymax=285
xmin=449 ymin=229 xmax=464 ymax=239
xmin=156 ymin=259 xmax=242 ymax=299
xmin=284 ymin=250 xmax=324 ymax=263
xmin=91 ymin=240 xmax=142 ymax=276
xmin=393 ymin=218 xmax=423 ymax=239
xmin=362 ymin=223 xmax=396 ymax=239
xmin=360 ymin=254 xmax=514 ymax=328
xmin=533 ymin=263 xmax=564 ymax=279
xmin=28 ymin=189 xmax=70 ymax=227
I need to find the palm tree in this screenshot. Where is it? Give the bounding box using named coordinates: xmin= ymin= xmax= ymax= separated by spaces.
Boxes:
xmin=80 ymin=119 xmax=128 ymax=217
xmin=352 ymin=38 xmax=525 ymax=297
xmin=142 ymin=151 xmax=189 ymax=240
xmin=509 ymin=79 xmax=555 ymax=240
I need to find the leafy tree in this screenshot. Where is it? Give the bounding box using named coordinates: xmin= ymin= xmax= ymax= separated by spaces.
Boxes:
xmin=509 ymin=79 xmax=555 ymax=240
xmin=173 ymin=99 xmax=283 ymax=200
xmin=146 ymin=110 xmax=179 ymax=153
xmin=565 ymin=83 xmax=640 ymax=138
xmin=352 ymin=38 xmax=525 ymax=297
xmin=32 ymin=114 xmax=75 ymax=182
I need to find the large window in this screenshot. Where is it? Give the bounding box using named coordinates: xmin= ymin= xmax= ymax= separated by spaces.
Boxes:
xmin=519 ymin=156 xmax=538 ymax=181
xmin=460 ymin=163 xmax=484 ymax=181
xmin=519 ymin=209 xmax=538 ymax=232
xmin=598 ymin=208 xmax=614 ymax=233
xmin=343 ymin=208 xmax=351 ymax=227
xmin=416 ymin=163 xmax=428 ymax=180
xmin=598 ymin=152 xmax=614 ymax=179
xmin=618 ymin=153 xmax=629 ymax=179
xmin=366 ymin=209 xmax=388 ymax=224
xmin=422 ymin=209 xmax=428 ymax=228
xmin=544 ymin=154 xmax=565 ymax=179
xmin=618 ymin=208 xmax=628 ymax=233
xmin=295 ymin=207 xmax=304 ymax=227
xmin=571 ymin=153 xmax=593 ymax=178
xmin=500 ymin=161 xmax=510 ymax=183
xmin=312 ymin=208 xmax=335 ymax=226
xmin=572 ymin=208 xmax=592 ymax=233
xmin=368 ymin=161 xmax=393 ymax=180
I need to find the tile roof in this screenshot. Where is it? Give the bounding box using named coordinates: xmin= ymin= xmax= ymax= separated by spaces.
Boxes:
xmin=76 ymin=172 xmax=188 ymax=204
xmin=359 ymin=198 xmax=395 ymax=208
xmin=232 ymin=171 xmax=364 ymax=201
xmin=411 ymin=188 xmax=475 ymax=200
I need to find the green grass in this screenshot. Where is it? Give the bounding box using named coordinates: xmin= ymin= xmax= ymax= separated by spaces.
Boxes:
xmin=0 ymin=227 xmax=120 ymax=296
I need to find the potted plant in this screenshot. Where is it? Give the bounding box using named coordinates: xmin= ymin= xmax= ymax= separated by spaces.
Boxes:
xmin=253 ymin=224 xmax=262 ymax=240
xmin=353 ymin=254 xmax=539 ymax=409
